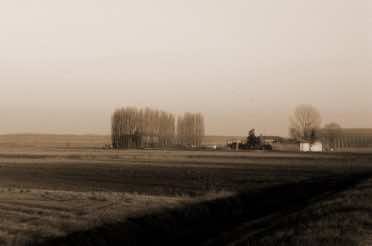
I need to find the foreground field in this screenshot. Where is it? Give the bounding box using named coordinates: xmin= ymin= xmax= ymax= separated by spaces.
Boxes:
xmin=202 ymin=174 xmax=372 ymax=246
xmin=0 ymin=147 xmax=371 ymax=245
xmin=38 ymin=173 xmax=372 ymax=246
xmin=0 ymin=188 xmax=199 ymax=245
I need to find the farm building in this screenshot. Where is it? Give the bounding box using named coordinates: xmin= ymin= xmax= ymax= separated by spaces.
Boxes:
xmin=262 ymin=136 xmax=283 ymax=144
xmin=321 ymin=128 xmax=372 ymax=151
xmin=299 ymin=141 xmax=323 ymax=152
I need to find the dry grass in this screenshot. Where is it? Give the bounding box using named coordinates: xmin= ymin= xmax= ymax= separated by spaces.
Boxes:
xmin=0 ymin=187 xmax=233 ymax=246
xmin=241 ymin=177 xmax=372 ymax=246
xmin=32 ymin=174 xmax=372 ymax=246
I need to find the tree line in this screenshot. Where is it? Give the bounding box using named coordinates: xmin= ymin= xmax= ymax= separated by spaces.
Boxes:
xmin=111 ymin=107 xmax=205 ymax=149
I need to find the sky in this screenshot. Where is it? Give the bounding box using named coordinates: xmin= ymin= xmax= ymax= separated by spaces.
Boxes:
xmin=0 ymin=0 xmax=371 ymax=136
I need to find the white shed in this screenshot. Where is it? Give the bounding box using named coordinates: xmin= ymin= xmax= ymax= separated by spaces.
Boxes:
xmin=300 ymin=141 xmax=323 ymax=152
xmin=300 ymin=142 xmax=311 ymax=152
xmin=310 ymin=141 xmax=323 ymax=152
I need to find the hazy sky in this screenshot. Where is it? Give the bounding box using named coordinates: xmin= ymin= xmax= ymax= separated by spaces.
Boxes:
xmin=0 ymin=0 xmax=371 ymax=136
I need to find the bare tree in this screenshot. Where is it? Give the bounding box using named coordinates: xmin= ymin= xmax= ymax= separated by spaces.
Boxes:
xmin=194 ymin=113 xmax=205 ymax=147
xmin=111 ymin=107 xmax=173 ymax=149
xmin=177 ymin=112 xmax=205 ymax=147
xmin=322 ymin=122 xmax=342 ymax=150
xmin=289 ymin=104 xmax=322 ymax=142
xmin=159 ymin=111 xmax=176 ymax=147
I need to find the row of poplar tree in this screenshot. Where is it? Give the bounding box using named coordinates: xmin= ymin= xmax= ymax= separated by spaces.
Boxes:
xmin=111 ymin=107 xmax=205 ymax=149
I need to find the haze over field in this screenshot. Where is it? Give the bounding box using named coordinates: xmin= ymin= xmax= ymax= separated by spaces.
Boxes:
xmin=0 ymin=0 xmax=371 ymax=136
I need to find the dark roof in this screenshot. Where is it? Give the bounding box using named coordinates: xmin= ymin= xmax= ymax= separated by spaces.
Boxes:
xmin=341 ymin=128 xmax=372 ymax=136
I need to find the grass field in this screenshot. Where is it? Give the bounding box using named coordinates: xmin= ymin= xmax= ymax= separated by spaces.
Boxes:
xmin=0 ymin=136 xmax=372 ymax=245
xmin=0 ymin=188 xmax=198 ymax=245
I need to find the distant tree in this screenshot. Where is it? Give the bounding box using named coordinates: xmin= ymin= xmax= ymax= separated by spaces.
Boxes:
xmin=159 ymin=111 xmax=176 ymax=147
xmin=194 ymin=113 xmax=205 ymax=147
xmin=289 ymin=104 xmax=322 ymax=142
xmin=112 ymin=107 xmax=205 ymax=149
xmin=247 ymin=129 xmax=259 ymax=147
xmin=177 ymin=112 xmax=205 ymax=147
xmin=111 ymin=107 xmax=176 ymax=149
xmin=322 ymin=122 xmax=342 ymax=149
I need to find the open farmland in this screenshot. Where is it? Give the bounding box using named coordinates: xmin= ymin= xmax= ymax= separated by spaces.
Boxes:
xmin=0 ymin=148 xmax=370 ymax=195
xmin=0 ymin=188 xmax=198 ymax=245
xmin=0 ymin=143 xmax=372 ymax=245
